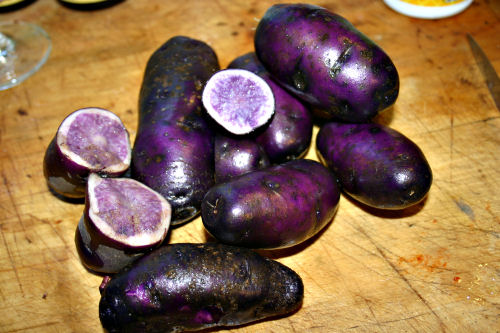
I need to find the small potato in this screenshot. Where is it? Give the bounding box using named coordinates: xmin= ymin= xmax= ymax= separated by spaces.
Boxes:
xmin=202 ymin=159 xmax=340 ymax=249
xmin=214 ymin=133 xmax=270 ymax=184
xmin=316 ymin=122 xmax=432 ymax=209
xmin=228 ymin=52 xmax=313 ymax=163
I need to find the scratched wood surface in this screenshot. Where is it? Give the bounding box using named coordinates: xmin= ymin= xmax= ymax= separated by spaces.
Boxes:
xmin=0 ymin=0 xmax=499 ymax=332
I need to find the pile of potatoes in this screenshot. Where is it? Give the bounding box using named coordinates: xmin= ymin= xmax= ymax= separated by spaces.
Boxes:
xmin=44 ymin=4 xmax=431 ymax=333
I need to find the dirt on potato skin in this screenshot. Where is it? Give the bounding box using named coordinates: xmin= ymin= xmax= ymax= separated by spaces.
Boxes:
xmin=131 ymin=36 xmax=220 ymax=225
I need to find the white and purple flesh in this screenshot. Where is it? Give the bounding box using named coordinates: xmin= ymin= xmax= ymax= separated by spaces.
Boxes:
xmin=75 ymin=174 xmax=171 ymax=274
xmin=202 ymin=69 xmax=275 ymax=135
xmin=43 ymin=107 xmax=131 ymax=199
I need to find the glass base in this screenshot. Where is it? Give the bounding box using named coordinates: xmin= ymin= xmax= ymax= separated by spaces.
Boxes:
xmin=0 ymin=21 xmax=52 ymax=91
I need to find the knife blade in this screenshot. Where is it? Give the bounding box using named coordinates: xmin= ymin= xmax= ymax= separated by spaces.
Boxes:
xmin=466 ymin=33 xmax=500 ymax=111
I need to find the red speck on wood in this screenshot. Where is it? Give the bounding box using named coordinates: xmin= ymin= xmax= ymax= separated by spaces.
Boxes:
xmin=398 ymin=253 xmax=448 ymax=273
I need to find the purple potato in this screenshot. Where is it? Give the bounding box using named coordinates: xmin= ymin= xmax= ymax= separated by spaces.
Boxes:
xmin=316 ymin=122 xmax=432 ymax=209
xmin=99 ymin=243 xmax=303 ymax=332
xmin=131 ymin=36 xmax=220 ymax=225
xmin=202 ymin=68 xmax=275 ymax=135
xmin=43 ymin=107 xmax=131 ymax=199
xmin=254 ymin=4 xmax=399 ymax=122
xmin=214 ymin=133 xmax=270 ymax=184
xmin=228 ymin=52 xmax=313 ymax=163
xmin=75 ymin=174 xmax=171 ymax=274
xmin=201 ymin=159 xmax=340 ymax=249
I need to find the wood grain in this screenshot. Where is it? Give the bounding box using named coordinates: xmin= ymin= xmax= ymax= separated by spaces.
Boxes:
xmin=0 ymin=0 xmax=498 ymax=332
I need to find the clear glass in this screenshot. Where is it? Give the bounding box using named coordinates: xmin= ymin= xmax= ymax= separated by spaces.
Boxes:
xmin=0 ymin=21 xmax=51 ymax=91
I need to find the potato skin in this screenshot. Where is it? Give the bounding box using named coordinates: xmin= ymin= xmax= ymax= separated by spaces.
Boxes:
xmin=43 ymin=138 xmax=89 ymax=199
xmin=228 ymin=52 xmax=313 ymax=163
xmin=99 ymin=243 xmax=303 ymax=333
xmin=75 ymin=215 xmax=145 ymax=274
xmin=316 ymin=122 xmax=432 ymax=209
xmin=254 ymin=4 xmax=399 ymax=122
xmin=201 ymin=159 xmax=340 ymax=249
xmin=131 ymin=36 xmax=220 ymax=224
xmin=214 ymin=133 xmax=270 ymax=184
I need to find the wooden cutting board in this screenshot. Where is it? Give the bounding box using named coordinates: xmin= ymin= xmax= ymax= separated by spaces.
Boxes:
xmin=0 ymin=0 xmax=498 ymax=332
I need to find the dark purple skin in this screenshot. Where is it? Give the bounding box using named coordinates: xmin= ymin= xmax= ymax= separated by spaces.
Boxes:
xmin=316 ymin=122 xmax=432 ymax=209
xmin=228 ymin=52 xmax=313 ymax=163
xmin=43 ymin=138 xmax=92 ymax=199
xmin=75 ymin=215 xmax=145 ymax=274
xmin=254 ymin=4 xmax=399 ymax=122
xmin=99 ymin=243 xmax=304 ymax=333
xmin=214 ymin=133 xmax=270 ymax=184
xmin=131 ymin=36 xmax=220 ymax=225
xmin=201 ymin=159 xmax=340 ymax=249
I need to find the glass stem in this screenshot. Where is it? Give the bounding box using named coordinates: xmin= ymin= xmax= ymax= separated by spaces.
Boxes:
xmin=0 ymin=32 xmax=17 ymax=79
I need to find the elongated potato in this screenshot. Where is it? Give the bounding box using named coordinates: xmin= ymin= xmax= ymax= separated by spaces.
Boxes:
xmin=316 ymin=122 xmax=432 ymax=209
xmin=202 ymin=159 xmax=340 ymax=249
xmin=99 ymin=243 xmax=303 ymax=332
xmin=131 ymin=36 xmax=220 ymax=224
xmin=254 ymin=4 xmax=399 ymax=122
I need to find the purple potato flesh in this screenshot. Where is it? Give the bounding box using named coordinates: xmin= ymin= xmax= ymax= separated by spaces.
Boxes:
xmin=43 ymin=107 xmax=131 ymax=199
xmin=75 ymin=174 xmax=171 ymax=274
xmin=316 ymin=122 xmax=432 ymax=209
xmin=131 ymin=36 xmax=220 ymax=224
xmin=99 ymin=243 xmax=303 ymax=333
xmin=228 ymin=52 xmax=313 ymax=163
xmin=202 ymin=69 xmax=275 ymax=135
xmin=214 ymin=133 xmax=270 ymax=183
xmin=254 ymin=4 xmax=399 ymax=122
xmin=87 ymin=174 xmax=171 ymax=247
xmin=201 ymin=159 xmax=340 ymax=249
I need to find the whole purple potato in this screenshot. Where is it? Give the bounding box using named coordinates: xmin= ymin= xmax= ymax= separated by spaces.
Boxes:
xmin=99 ymin=243 xmax=304 ymax=333
xmin=131 ymin=36 xmax=220 ymax=225
xmin=228 ymin=52 xmax=313 ymax=163
xmin=316 ymin=122 xmax=432 ymax=209
xmin=254 ymin=4 xmax=399 ymax=122
xmin=214 ymin=133 xmax=270 ymax=184
xmin=201 ymin=159 xmax=340 ymax=249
